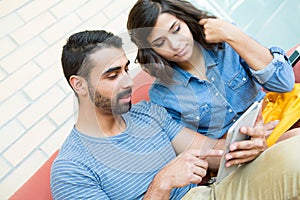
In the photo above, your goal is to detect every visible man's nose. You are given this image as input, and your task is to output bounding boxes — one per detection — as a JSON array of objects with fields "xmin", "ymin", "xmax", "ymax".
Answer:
[{"xmin": 122, "ymin": 72, "xmax": 134, "ymax": 89}]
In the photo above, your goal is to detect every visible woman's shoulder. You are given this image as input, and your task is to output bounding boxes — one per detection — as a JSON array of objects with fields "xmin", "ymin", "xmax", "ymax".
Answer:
[{"xmin": 149, "ymin": 81, "xmax": 174, "ymax": 103}]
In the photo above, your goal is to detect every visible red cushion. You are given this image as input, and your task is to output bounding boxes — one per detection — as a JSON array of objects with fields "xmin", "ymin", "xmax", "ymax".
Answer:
[
  {"xmin": 9, "ymin": 150, "xmax": 59, "ymax": 200},
  {"xmin": 132, "ymin": 70, "xmax": 155, "ymax": 104}
]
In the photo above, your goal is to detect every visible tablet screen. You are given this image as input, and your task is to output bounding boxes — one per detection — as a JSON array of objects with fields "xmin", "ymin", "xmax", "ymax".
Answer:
[{"xmin": 216, "ymin": 101, "xmax": 261, "ymax": 183}]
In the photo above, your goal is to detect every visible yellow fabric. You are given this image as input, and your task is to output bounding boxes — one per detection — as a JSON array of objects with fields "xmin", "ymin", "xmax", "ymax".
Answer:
[{"xmin": 262, "ymin": 83, "xmax": 300, "ymax": 146}]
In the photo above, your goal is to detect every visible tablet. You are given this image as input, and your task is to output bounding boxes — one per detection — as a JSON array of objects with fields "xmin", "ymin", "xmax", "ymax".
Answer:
[{"xmin": 216, "ymin": 101, "xmax": 261, "ymax": 183}]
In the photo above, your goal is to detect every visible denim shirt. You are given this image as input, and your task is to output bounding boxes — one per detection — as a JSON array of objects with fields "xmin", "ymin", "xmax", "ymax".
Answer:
[{"xmin": 149, "ymin": 43, "xmax": 294, "ymax": 138}]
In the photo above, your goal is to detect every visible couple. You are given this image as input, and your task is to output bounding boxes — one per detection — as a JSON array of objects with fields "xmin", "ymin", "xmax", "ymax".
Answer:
[{"xmin": 51, "ymin": 0, "xmax": 300, "ymax": 199}]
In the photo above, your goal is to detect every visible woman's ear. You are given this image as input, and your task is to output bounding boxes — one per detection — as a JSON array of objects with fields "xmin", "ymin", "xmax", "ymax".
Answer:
[{"xmin": 69, "ymin": 75, "xmax": 88, "ymax": 96}]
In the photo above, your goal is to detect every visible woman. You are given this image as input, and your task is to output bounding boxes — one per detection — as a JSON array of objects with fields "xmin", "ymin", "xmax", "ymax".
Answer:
[{"xmin": 127, "ymin": 0, "xmax": 299, "ymax": 146}]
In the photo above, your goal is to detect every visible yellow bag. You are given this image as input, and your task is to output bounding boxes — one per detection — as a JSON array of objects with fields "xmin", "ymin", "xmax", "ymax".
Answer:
[{"xmin": 262, "ymin": 83, "xmax": 300, "ymax": 146}]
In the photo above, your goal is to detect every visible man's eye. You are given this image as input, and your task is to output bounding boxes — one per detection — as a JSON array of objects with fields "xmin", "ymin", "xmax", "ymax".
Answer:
[{"xmin": 107, "ymin": 74, "xmax": 118, "ymax": 79}]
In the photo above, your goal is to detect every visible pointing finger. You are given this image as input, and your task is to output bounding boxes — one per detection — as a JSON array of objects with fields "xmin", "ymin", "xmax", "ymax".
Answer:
[{"xmin": 200, "ymin": 149, "xmax": 224, "ymax": 159}]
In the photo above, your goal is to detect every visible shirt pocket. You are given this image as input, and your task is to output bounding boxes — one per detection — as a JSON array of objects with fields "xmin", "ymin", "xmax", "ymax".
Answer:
[
  {"xmin": 227, "ymin": 67, "xmax": 249, "ymax": 90},
  {"xmin": 182, "ymin": 103, "xmax": 210, "ymax": 129}
]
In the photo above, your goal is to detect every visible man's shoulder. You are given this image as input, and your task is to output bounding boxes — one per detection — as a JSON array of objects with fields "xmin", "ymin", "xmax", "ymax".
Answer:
[
  {"xmin": 131, "ymin": 100, "xmax": 165, "ymax": 114},
  {"xmin": 53, "ymin": 129, "xmax": 86, "ymax": 165}
]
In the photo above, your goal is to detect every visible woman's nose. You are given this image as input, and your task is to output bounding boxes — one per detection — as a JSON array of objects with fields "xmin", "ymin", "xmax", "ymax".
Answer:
[{"xmin": 169, "ymin": 35, "xmax": 180, "ymax": 50}]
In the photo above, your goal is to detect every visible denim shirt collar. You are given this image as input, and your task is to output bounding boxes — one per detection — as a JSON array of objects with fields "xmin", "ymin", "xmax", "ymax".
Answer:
[{"xmin": 170, "ymin": 46, "xmax": 219, "ymax": 87}]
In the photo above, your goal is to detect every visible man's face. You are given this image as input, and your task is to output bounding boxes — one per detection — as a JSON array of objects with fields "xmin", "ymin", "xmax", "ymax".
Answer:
[{"xmin": 87, "ymin": 47, "xmax": 133, "ymax": 114}]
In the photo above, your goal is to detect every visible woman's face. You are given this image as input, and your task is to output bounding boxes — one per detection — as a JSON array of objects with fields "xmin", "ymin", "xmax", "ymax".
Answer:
[{"xmin": 147, "ymin": 13, "xmax": 194, "ymax": 63}]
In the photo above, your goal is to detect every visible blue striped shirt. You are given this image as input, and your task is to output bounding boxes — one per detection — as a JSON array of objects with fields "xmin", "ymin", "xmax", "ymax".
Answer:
[{"xmin": 51, "ymin": 101, "xmax": 194, "ymax": 199}]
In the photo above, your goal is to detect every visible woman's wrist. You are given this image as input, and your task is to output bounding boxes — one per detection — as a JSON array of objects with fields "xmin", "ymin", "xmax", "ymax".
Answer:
[{"xmin": 223, "ymin": 22, "xmax": 243, "ymax": 44}]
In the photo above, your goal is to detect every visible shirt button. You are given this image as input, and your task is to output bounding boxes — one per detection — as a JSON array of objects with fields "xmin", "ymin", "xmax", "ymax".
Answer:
[
  {"xmin": 242, "ymin": 77, "xmax": 247, "ymax": 81},
  {"xmin": 211, "ymin": 77, "xmax": 215, "ymax": 81},
  {"xmin": 196, "ymin": 116, "xmax": 200, "ymax": 120},
  {"xmin": 233, "ymin": 119, "xmax": 236, "ymax": 122},
  {"xmin": 215, "ymin": 92, "xmax": 219, "ymax": 96},
  {"xmin": 228, "ymin": 109, "xmax": 233, "ymax": 113}
]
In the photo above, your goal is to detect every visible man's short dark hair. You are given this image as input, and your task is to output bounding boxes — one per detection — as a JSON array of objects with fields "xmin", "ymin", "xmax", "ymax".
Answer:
[{"xmin": 61, "ymin": 30, "xmax": 123, "ymax": 87}]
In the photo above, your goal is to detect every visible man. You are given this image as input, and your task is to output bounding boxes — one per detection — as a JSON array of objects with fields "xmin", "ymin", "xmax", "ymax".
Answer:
[{"xmin": 51, "ymin": 30, "xmax": 300, "ymax": 199}]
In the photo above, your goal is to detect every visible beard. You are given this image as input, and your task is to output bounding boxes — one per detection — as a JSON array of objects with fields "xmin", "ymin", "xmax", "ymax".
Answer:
[{"xmin": 88, "ymin": 86, "xmax": 132, "ymax": 114}]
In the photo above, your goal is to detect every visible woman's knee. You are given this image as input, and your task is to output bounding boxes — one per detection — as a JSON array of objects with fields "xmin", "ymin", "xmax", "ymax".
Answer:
[
  {"xmin": 277, "ymin": 127, "xmax": 300, "ymax": 143},
  {"xmin": 265, "ymin": 135, "xmax": 300, "ymax": 171}
]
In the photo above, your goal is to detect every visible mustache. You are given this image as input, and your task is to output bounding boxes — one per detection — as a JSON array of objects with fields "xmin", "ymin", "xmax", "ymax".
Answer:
[{"xmin": 117, "ymin": 89, "xmax": 132, "ymax": 99}]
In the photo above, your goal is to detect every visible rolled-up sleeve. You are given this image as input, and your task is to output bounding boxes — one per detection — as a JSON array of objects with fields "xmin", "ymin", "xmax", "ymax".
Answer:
[{"xmin": 250, "ymin": 47, "xmax": 295, "ymax": 92}]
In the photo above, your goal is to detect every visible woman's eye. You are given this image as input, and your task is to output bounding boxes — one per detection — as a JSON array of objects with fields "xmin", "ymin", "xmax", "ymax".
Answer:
[
  {"xmin": 154, "ymin": 40, "xmax": 165, "ymax": 47},
  {"xmin": 173, "ymin": 25, "xmax": 181, "ymax": 33}
]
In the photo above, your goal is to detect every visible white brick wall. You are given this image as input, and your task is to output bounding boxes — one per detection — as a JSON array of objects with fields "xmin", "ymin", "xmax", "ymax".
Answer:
[
  {"xmin": 0, "ymin": 121, "xmax": 24, "ymax": 153},
  {"xmin": 0, "ymin": 37, "xmax": 17, "ymax": 58},
  {"xmin": 0, "ymin": 0, "xmax": 30, "ymax": 17},
  {"xmin": 0, "ymin": 156, "xmax": 11, "ymax": 180},
  {"xmin": 16, "ymin": 0, "xmax": 61, "ymax": 21},
  {"xmin": 41, "ymin": 14, "xmax": 83, "ymax": 44},
  {"xmin": 0, "ymin": 93, "xmax": 30, "ymax": 127},
  {"xmin": 3, "ymin": 117, "xmax": 55, "ymax": 165},
  {"xmin": 0, "ymin": 0, "xmax": 299, "ymax": 199},
  {"xmin": 0, "ymin": 13, "xmax": 24, "ymax": 38},
  {"xmin": 0, "ymin": 0, "xmax": 137, "ymax": 198},
  {"xmin": 11, "ymin": 12, "xmax": 56, "ymax": 45},
  {"xmin": 76, "ymin": 0, "xmax": 111, "ymax": 20},
  {"xmin": 0, "ymin": 62, "xmax": 42, "ymax": 102},
  {"xmin": 1, "ymin": 37, "xmax": 47, "ymax": 73}
]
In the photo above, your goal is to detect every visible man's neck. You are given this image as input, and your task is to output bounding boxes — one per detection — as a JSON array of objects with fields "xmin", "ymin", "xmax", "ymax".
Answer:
[{"xmin": 76, "ymin": 104, "xmax": 126, "ymax": 138}]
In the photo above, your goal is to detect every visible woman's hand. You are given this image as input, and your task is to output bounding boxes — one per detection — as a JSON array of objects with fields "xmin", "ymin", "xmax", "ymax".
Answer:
[
  {"xmin": 199, "ymin": 18, "xmax": 273, "ymax": 70},
  {"xmin": 264, "ymin": 120, "xmax": 280, "ymax": 138},
  {"xmin": 225, "ymin": 109, "xmax": 269, "ymax": 167},
  {"xmin": 199, "ymin": 18, "xmax": 239, "ymax": 43}
]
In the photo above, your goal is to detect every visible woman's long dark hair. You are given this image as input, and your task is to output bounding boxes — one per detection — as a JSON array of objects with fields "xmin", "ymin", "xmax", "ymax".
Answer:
[{"xmin": 127, "ymin": 0, "xmax": 217, "ymax": 83}]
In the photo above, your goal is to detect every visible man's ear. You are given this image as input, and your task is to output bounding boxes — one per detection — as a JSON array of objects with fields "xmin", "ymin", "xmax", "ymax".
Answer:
[{"xmin": 69, "ymin": 75, "xmax": 88, "ymax": 96}]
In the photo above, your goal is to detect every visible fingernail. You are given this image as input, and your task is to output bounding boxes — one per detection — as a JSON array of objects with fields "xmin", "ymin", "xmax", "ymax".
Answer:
[
  {"xmin": 230, "ymin": 145, "xmax": 236, "ymax": 151},
  {"xmin": 226, "ymin": 154, "xmax": 232, "ymax": 160},
  {"xmin": 240, "ymin": 127, "xmax": 247, "ymax": 133}
]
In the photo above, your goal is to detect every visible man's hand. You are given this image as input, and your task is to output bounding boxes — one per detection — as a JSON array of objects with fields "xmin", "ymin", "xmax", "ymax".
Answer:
[
  {"xmin": 143, "ymin": 149, "xmax": 222, "ymax": 199},
  {"xmin": 159, "ymin": 149, "xmax": 208, "ymax": 189}
]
